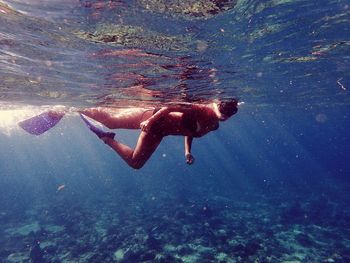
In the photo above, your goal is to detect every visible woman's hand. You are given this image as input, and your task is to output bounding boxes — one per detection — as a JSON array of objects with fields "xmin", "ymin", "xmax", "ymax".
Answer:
[
  {"xmin": 140, "ymin": 120, "xmax": 150, "ymax": 132},
  {"xmin": 185, "ymin": 153, "xmax": 195, "ymax": 165}
]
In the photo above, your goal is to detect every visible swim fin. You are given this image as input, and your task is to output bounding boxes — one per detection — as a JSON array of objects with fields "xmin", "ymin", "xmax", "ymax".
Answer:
[
  {"xmin": 80, "ymin": 114, "xmax": 115, "ymax": 139},
  {"xmin": 18, "ymin": 111, "xmax": 65, "ymax": 135}
]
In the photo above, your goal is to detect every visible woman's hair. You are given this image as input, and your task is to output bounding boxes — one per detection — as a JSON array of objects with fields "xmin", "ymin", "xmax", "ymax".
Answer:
[{"xmin": 218, "ymin": 99, "xmax": 238, "ymax": 117}]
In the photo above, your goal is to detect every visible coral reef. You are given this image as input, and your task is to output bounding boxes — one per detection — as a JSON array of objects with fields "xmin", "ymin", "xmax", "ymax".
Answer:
[
  {"xmin": 75, "ymin": 24, "xmax": 193, "ymax": 51},
  {"xmin": 1, "ymin": 191, "xmax": 349, "ymax": 262},
  {"xmin": 137, "ymin": 0, "xmax": 237, "ymax": 19}
]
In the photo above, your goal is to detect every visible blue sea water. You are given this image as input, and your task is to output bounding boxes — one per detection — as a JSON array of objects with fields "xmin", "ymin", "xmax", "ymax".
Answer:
[{"xmin": 0, "ymin": 0, "xmax": 349, "ymax": 262}]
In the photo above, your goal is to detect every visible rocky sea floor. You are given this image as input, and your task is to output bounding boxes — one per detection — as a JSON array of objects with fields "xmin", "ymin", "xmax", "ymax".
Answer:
[{"xmin": 1, "ymin": 190, "xmax": 349, "ymax": 263}]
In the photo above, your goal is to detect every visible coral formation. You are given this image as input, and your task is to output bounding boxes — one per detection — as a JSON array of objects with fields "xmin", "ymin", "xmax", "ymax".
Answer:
[
  {"xmin": 137, "ymin": 0, "xmax": 237, "ymax": 19},
  {"xmin": 75, "ymin": 24, "xmax": 193, "ymax": 51},
  {"xmin": 1, "ymin": 192, "xmax": 349, "ymax": 262}
]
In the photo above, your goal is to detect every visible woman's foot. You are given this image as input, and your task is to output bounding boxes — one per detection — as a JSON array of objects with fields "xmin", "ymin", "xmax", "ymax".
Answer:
[{"xmin": 80, "ymin": 114, "xmax": 115, "ymax": 140}]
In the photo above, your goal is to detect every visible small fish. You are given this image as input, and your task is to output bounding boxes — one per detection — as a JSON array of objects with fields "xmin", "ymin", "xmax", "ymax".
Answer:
[
  {"xmin": 337, "ymin": 78, "xmax": 346, "ymax": 91},
  {"xmin": 56, "ymin": 184, "xmax": 65, "ymax": 192}
]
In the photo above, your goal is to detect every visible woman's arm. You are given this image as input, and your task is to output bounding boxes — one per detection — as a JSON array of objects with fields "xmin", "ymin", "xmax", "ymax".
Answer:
[
  {"xmin": 147, "ymin": 107, "xmax": 170, "ymax": 123},
  {"xmin": 140, "ymin": 104, "xmax": 196, "ymax": 131},
  {"xmin": 185, "ymin": 136, "xmax": 195, "ymax": 165},
  {"xmin": 140, "ymin": 107, "xmax": 168, "ymax": 131}
]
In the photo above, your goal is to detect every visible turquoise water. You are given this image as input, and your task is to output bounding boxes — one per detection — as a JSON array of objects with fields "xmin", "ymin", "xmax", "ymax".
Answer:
[{"xmin": 0, "ymin": 0, "xmax": 349, "ymax": 262}]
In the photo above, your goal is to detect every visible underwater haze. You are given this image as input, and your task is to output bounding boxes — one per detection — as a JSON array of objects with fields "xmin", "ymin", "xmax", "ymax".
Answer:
[{"xmin": 0, "ymin": 0, "xmax": 350, "ymax": 262}]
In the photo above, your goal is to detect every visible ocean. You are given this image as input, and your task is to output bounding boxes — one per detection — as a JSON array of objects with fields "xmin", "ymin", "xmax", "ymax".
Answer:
[{"xmin": 0, "ymin": 0, "xmax": 349, "ymax": 262}]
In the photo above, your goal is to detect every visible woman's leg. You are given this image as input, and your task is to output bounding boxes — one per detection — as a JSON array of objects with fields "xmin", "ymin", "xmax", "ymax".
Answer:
[
  {"xmin": 103, "ymin": 131, "xmax": 162, "ymax": 169},
  {"xmin": 79, "ymin": 107, "xmax": 154, "ymax": 129}
]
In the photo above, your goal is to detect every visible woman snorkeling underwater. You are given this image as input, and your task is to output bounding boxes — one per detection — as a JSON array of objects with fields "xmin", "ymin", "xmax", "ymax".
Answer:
[{"xmin": 19, "ymin": 99, "xmax": 239, "ymax": 169}]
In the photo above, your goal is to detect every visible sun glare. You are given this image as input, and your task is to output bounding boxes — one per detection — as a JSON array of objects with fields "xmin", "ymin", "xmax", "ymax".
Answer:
[{"xmin": 0, "ymin": 108, "xmax": 39, "ymax": 136}]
